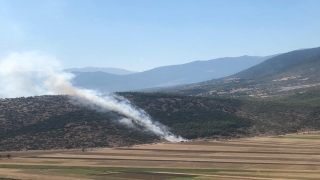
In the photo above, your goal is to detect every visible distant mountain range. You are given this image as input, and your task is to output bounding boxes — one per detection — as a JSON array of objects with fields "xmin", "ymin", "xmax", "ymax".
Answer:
[
  {"xmin": 167, "ymin": 46, "xmax": 320, "ymax": 97},
  {"xmin": 64, "ymin": 67, "xmax": 137, "ymax": 75},
  {"xmin": 70, "ymin": 55, "xmax": 273, "ymax": 92}
]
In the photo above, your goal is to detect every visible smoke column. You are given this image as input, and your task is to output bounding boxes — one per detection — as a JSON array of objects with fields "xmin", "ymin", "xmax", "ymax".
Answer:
[{"xmin": 0, "ymin": 51, "xmax": 185, "ymax": 142}]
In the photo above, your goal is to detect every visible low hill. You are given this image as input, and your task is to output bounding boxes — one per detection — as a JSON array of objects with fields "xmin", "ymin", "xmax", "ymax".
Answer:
[
  {"xmin": 121, "ymin": 91, "xmax": 320, "ymax": 138},
  {"xmin": 0, "ymin": 96, "xmax": 158, "ymax": 151},
  {"xmin": 2, "ymin": 90, "xmax": 320, "ymax": 151},
  {"xmin": 71, "ymin": 56, "xmax": 271, "ymax": 92}
]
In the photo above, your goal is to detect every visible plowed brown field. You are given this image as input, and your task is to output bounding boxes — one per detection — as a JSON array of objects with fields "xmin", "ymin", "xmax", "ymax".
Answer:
[{"xmin": 1, "ymin": 132, "xmax": 320, "ymax": 180}]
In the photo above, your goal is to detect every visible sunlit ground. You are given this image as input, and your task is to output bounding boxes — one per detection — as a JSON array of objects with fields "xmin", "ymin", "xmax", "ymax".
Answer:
[{"xmin": 1, "ymin": 132, "xmax": 320, "ymax": 180}]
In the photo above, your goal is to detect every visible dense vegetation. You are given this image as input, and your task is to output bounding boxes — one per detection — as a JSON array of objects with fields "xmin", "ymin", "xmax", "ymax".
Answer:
[
  {"xmin": 0, "ymin": 96, "xmax": 158, "ymax": 151},
  {"xmin": 120, "ymin": 90, "xmax": 320, "ymax": 138},
  {"xmin": 120, "ymin": 92, "xmax": 252, "ymax": 139},
  {"xmin": 1, "ymin": 86, "xmax": 320, "ymax": 151}
]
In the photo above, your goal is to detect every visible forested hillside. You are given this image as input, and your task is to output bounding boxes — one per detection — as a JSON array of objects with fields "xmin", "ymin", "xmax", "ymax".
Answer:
[
  {"xmin": 1, "ymin": 89, "xmax": 320, "ymax": 151},
  {"xmin": 0, "ymin": 96, "xmax": 158, "ymax": 151},
  {"xmin": 120, "ymin": 91, "xmax": 320, "ymax": 138},
  {"xmin": 120, "ymin": 92, "xmax": 253, "ymax": 139}
]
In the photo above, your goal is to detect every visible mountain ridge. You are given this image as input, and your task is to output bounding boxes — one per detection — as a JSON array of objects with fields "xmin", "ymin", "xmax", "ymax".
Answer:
[
  {"xmin": 165, "ymin": 46, "xmax": 320, "ymax": 98},
  {"xmin": 71, "ymin": 55, "xmax": 272, "ymax": 92},
  {"xmin": 64, "ymin": 67, "xmax": 137, "ymax": 75},
  {"xmin": 231, "ymin": 46, "xmax": 320, "ymax": 78}
]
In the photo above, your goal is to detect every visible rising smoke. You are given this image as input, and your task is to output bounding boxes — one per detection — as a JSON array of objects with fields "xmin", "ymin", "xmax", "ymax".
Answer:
[{"xmin": 0, "ymin": 51, "xmax": 185, "ymax": 142}]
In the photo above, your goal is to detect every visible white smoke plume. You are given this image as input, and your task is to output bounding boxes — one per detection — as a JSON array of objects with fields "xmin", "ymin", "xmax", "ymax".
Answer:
[
  {"xmin": 0, "ymin": 51, "xmax": 185, "ymax": 142},
  {"xmin": 118, "ymin": 118, "xmax": 136, "ymax": 128}
]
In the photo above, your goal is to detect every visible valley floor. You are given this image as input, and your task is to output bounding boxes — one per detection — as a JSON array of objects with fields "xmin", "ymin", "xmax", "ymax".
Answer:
[{"xmin": 1, "ymin": 132, "xmax": 320, "ymax": 180}]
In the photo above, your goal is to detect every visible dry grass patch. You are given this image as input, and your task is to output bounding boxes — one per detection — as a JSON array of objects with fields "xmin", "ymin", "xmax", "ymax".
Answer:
[{"xmin": 2, "ymin": 133, "xmax": 320, "ymax": 179}]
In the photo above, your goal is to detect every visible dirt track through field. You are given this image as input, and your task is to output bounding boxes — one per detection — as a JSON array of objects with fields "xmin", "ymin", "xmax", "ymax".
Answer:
[{"xmin": 1, "ymin": 133, "xmax": 320, "ymax": 179}]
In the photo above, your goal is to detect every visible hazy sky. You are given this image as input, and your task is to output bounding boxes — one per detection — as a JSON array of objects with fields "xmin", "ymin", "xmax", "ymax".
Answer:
[{"xmin": 1, "ymin": 0, "xmax": 320, "ymax": 71}]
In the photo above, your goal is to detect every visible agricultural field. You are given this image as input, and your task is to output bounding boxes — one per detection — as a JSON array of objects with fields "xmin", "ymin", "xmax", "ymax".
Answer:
[{"xmin": 1, "ymin": 132, "xmax": 320, "ymax": 180}]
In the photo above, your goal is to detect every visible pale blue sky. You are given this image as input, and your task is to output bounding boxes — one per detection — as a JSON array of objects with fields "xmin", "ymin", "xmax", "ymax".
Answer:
[{"xmin": 1, "ymin": 0, "xmax": 320, "ymax": 71}]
